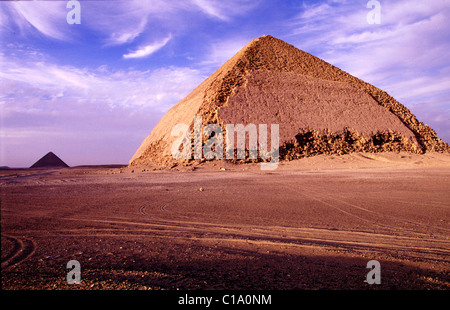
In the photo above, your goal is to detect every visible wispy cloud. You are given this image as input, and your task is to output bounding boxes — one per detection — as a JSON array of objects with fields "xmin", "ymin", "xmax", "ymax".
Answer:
[
  {"xmin": 0, "ymin": 53, "xmax": 204, "ymax": 113},
  {"xmin": 3, "ymin": 1, "xmax": 70, "ymax": 41},
  {"xmin": 191, "ymin": 0, "xmax": 259, "ymax": 21},
  {"xmin": 192, "ymin": 0, "xmax": 229, "ymax": 21},
  {"xmin": 199, "ymin": 36, "xmax": 252, "ymax": 68},
  {"xmin": 83, "ymin": 0, "xmax": 154, "ymax": 46},
  {"xmin": 123, "ymin": 34, "xmax": 172, "ymax": 59},
  {"xmin": 104, "ymin": 18, "xmax": 148, "ymax": 46}
]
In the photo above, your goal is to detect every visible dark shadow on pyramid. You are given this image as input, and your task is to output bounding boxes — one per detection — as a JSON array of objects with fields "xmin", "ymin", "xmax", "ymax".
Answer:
[{"xmin": 30, "ymin": 152, "xmax": 69, "ymax": 169}]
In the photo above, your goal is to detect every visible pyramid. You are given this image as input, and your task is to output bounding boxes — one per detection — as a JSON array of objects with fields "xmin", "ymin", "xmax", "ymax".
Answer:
[
  {"xmin": 30, "ymin": 152, "xmax": 69, "ymax": 169},
  {"xmin": 130, "ymin": 35, "xmax": 449, "ymax": 166}
]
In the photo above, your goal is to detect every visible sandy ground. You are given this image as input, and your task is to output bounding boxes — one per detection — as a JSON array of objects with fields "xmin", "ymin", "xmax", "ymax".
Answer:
[{"xmin": 1, "ymin": 152, "xmax": 449, "ymax": 290}]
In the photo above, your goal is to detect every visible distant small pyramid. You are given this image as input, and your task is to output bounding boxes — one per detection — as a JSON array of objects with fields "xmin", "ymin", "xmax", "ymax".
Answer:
[
  {"xmin": 130, "ymin": 35, "xmax": 449, "ymax": 166},
  {"xmin": 30, "ymin": 152, "xmax": 69, "ymax": 169}
]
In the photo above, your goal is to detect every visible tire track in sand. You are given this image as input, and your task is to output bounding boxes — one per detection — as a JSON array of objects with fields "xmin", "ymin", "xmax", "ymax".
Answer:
[
  {"xmin": 139, "ymin": 199, "xmax": 189, "ymax": 219},
  {"xmin": 1, "ymin": 235, "xmax": 36, "ymax": 270},
  {"xmin": 59, "ymin": 197, "xmax": 450, "ymax": 264},
  {"xmin": 280, "ymin": 182, "xmax": 450, "ymax": 236}
]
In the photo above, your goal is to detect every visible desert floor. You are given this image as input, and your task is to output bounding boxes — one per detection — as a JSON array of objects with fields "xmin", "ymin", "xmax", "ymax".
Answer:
[{"xmin": 1, "ymin": 152, "xmax": 449, "ymax": 290}]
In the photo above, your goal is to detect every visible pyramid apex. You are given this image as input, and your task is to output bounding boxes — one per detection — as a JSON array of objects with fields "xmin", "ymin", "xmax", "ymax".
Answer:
[
  {"xmin": 30, "ymin": 151, "xmax": 69, "ymax": 169},
  {"xmin": 256, "ymin": 34, "xmax": 274, "ymax": 40},
  {"xmin": 247, "ymin": 35, "xmax": 280, "ymax": 46}
]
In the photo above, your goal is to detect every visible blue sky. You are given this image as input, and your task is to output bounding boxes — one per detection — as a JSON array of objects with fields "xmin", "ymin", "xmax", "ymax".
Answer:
[{"xmin": 1, "ymin": 0, "xmax": 449, "ymax": 167}]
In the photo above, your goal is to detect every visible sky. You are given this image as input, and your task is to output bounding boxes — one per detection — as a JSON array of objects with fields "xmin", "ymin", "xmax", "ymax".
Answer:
[{"xmin": 1, "ymin": 0, "xmax": 449, "ymax": 167}]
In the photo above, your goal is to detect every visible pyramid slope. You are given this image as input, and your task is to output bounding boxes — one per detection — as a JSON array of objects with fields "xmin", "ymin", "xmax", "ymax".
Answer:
[
  {"xmin": 30, "ymin": 152, "xmax": 69, "ymax": 168},
  {"xmin": 130, "ymin": 35, "xmax": 449, "ymax": 166},
  {"xmin": 220, "ymin": 70, "xmax": 417, "ymax": 145}
]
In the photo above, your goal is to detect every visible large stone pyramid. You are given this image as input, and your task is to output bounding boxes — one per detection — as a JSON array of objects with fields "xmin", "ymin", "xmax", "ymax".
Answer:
[
  {"xmin": 130, "ymin": 35, "xmax": 449, "ymax": 166},
  {"xmin": 30, "ymin": 152, "xmax": 69, "ymax": 168}
]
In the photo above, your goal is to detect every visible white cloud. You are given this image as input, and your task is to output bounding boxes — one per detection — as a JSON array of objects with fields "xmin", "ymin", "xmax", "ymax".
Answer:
[
  {"xmin": 0, "ymin": 50, "xmax": 205, "ymax": 117},
  {"xmin": 106, "ymin": 19, "xmax": 147, "ymax": 46},
  {"xmin": 123, "ymin": 34, "xmax": 172, "ymax": 59},
  {"xmin": 299, "ymin": 3, "xmax": 332, "ymax": 20},
  {"xmin": 199, "ymin": 36, "xmax": 251, "ymax": 68},
  {"xmin": 4, "ymin": 1, "xmax": 70, "ymax": 41},
  {"xmin": 84, "ymin": 0, "xmax": 154, "ymax": 46},
  {"xmin": 191, "ymin": 0, "xmax": 259, "ymax": 21},
  {"xmin": 192, "ymin": 0, "xmax": 229, "ymax": 21}
]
